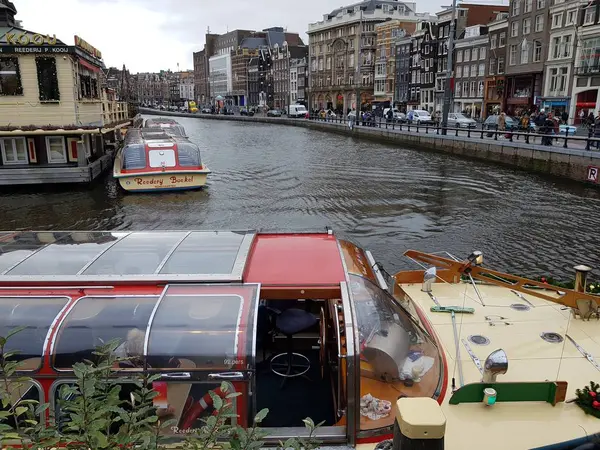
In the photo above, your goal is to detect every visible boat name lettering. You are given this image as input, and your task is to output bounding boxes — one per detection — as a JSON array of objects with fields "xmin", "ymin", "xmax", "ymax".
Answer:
[
  {"xmin": 171, "ymin": 426, "xmax": 202, "ymax": 434},
  {"xmin": 6, "ymin": 33, "xmax": 57, "ymax": 46},
  {"xmin": 134, "ymin": 177, "xmax": 164, "ymax": 186},
  {"xmin": 224, "ymin": 358, "xmax": 244, "ymax": 365},
  {"xmin": 170, "ymin": 175, "xmax": 194, "ymax": 183}
]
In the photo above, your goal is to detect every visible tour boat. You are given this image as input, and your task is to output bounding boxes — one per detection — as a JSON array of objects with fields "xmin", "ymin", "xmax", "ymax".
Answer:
[
  {"xmin": 113, "ymin": 127, "xmax": 211, "ymax": 192},
  {"xmin": 0, "ymin": 229, "xmax": 599, "ymax": 449}
]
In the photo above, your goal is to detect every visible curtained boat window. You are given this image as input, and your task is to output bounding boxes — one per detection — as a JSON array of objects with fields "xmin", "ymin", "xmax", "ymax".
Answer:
[
  {"xmin": 36, "ymin": 57, "xmax": 60, "ymax": 102},
  {"xmin": 177, "ymin": 142, "xmax": 202, "ymax": 167},
  {"xmin": 0, "ymin": 296, "xmax": 70, "ymax": 371},
  {"xmin": 0, "ymin": 57, "xmax": 23, "ymax": 96},
  {"xmin": 122, "ymin": 143, "xmax": 146, "ymax": 170},
  {"xmin": 79, "ymin": 67, "xmax": 99, "ymax": 99},
  {"xmin": 52, "ymin": 296, "xmax": 159, "ymax": 369}
]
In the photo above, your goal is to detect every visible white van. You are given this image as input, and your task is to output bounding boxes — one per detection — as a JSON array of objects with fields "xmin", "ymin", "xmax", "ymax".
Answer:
[{"xmin": 288, "ymin": 104, "xmax": 308, "ymax": 118}]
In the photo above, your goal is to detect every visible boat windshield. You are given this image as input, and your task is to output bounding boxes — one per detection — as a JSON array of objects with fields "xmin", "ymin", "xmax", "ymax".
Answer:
[{"xmin": 348, "ymin": 273, "xmax": 444, "ymax": 432}]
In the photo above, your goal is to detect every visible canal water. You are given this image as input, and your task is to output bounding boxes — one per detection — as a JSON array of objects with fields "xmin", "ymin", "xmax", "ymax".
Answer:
[{"xmin": 1, "ymin": 115, "xmax": 599, "ymax": 279}]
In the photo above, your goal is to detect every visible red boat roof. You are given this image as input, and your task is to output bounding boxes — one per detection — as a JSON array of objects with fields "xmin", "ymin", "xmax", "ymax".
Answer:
[{"xmin": 244, "ymin": 233, "xmax": 346, "ymax": 287}]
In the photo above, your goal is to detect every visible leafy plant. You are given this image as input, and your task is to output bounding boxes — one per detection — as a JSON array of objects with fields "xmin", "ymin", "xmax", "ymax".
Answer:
[{"xmin": 1, "ymin": 328, "xmax": 322, "ymax": 449}]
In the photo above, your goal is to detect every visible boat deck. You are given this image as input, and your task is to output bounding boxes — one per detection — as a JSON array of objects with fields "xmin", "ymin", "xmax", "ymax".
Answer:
[{"xmin": 401, "ymin": 281, "xmax": 600, "ymax": 449}]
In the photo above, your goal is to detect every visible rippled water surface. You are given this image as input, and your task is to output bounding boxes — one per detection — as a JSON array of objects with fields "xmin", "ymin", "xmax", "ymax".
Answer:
[{"xmin": 1, "ymin": 115, "xmax": 599, "ymax": 279}]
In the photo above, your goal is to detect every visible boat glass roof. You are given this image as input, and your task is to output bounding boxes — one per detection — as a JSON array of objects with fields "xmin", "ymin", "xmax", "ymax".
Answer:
[
  {"xmin": 52, "ymin": 295, "xmax": 160, "ymax": 369},
  {"xmin": 0, "ymin": 231, "xmax": 256, "ymax": 281},
  {"xmin": 0, "ymin": 296, "xmax": 70, "ymax": 370}
]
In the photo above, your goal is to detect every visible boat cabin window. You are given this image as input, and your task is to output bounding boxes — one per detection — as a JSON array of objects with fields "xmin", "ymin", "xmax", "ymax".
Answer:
[
  {"xmin": 158, "ymin": 231, "xmax": 246, "ymax": 275},
  {"xmin": 52, "ymin": 295, "xmax": 159, "ymax": 369},
  {"xmin": 146, "ymin": 284, "xmax": 258, "ymax": 370},
  {"xmin": 0, "ymin": 296, "xmax": 70, "ymax": 371},
  {"xmin": 122, "ymin": 143, "xmax": 146, "ymax": 170},
  {"xmin": 81, "ymin": 232, "xmax": 188, "ymax": 275},
  {"xmin": 148, "ymin": 148, "xmax": 176, "ymax": 168},
  {"xmin": 5, "ymin": 232, "xmax": 121, "ymax": 276},
  {"xmin": 176, "ymin": 142, "xmax": 202, "ymax": 167},
  {"xmin": 1, "ymin": 381, "xmax": 42, "ymax": 429},
  {"xmin": 349, "ymin": 274, "xmax": 443, "ymax": 432}
]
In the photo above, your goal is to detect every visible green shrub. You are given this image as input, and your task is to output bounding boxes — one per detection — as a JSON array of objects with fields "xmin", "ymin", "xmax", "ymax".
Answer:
[{"xmin": 0, "ymin": 329, "xmax": 322, "ymax": 450}]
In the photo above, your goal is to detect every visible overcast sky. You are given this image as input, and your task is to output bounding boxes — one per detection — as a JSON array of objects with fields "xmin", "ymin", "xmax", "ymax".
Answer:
[{"xmin": 14, "ymin": 0, "xmax": 507, "ymax": 73}]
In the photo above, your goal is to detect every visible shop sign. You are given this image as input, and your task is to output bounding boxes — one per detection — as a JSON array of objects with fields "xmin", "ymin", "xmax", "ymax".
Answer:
[
  {"xmin": 74, "ymin": 35, "xmax": 102, "ymax": 60},
  {"xmin": 4, "ymin": 33, "xmax": 57, "ymax": 46},
  {"xmin": 0, "ymin": 45, "xmax": 70, "ymax": 54},
  {"xmin": 587, "ymin": 166, "xmax": 599, "ymax": 184}
]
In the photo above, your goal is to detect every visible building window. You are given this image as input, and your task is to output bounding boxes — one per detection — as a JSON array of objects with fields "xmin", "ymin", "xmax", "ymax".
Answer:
[
  {"xmin": 489, "ymin": 58, "xmax": 497, "ymax": 75},
  {"xmin": 464, "ymin": 49, "xmax": 471, "ymax": 62},
  {"xmin": 498, "ymin": 57, "xmax": 505, "ymax": 74},
  {"xmin": 491, "ymin": 34, "xmax": 497, "ymax": 49},
  {"xmin": 566, "ymin": 10, "xmax": 576, "ymax": 26},
  {"xmin": 511, "ymin": 21, "xmax": 519, "ymax": 38},
  {"xmin": 45, "ymin": 136, "xmax": 67, "ymax": 164},
  {"xmin": 523, "ymin": 18, "xmax": 531, "ymax": 35},
  {"xmin": 480, "ymin": 47, "xmax": 486, "ymax": 60},
  {"xmin": 535, "ymin": 15, "xmax": 544, "ymax": 32},
  {"xmin": 509, "ymin": 44, "xmax": 518, "ymax": 65},
  {"xmin": 537, "ymin": 0, "xmax": 545, "ymax": 8},
  {"xmin": 471, "ymin": 64, "xmax": 477, "ymax": 77},
  {"xmin": 473, "ymin": 48, "xmax": 479, "ymax": 60},
  {"xmin": 79, "ymin": 71, "xmax": 99, "ymax": 99},
  {"xmin": 0, "ymin": 57, "xmax": 23, "ymax": 96},
  {"xmin": 479, "ymin": 63, "xmax": 485, "ymax": 76},
  {"xmin": 457, "ymin": 50, "xmax": 463, "ymax": 62},
  {"xmin": 456, "ymin": 65, "xmax": 462, "ymax": 77},
  {"xmin": 499, "ymin": 32, "xmax": 506, "ymax": 47},
  {"xmin": 533, "ymin": 40, "xmax": 543, "ymax": 62},
  {"xmin": 552, "ymin": 13, "xmax": 563, "ymax": 29},
  {"xmin": 520, "ymin": 44, "xmax": 529, "ymax": 64},
  {"xmin": 478, "ymin": 81, "xmax": 484, "ymax": 97},
  {"xmin": 36, "ymin": 57, "xmax": 60, "ymax": 102},
  {"xmin": 511, "ymin": 0, "xmax": 520, "ymax": 16},
  {"xmin": 524, "ymin": 0, "xmax": 532, "ymax": 13},
  {"xmin": 584, "ymin": 7, "xmax": 596, "ymax": 25},
  {"xmin": 0, "ymin": 137, "xmax": 27, "ymax": 165}
]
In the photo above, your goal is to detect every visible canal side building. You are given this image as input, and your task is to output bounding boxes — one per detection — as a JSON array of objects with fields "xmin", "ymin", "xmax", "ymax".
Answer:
[
  {"xmin": 394, "ymin": 33, "xmax": 412, "ymax": 108},
  {"xmin": 539, "ymin": 0, "xmax": 581, "ymax": 118},
  {"xmin": 0, "ymin": 0, "xmax": 130, "ymax": 185},
  {"xmin": 307, "ymin": 0, "xmax": 434, "ymax": 113},
  {"xmin": 453, "ymin": 25, "xmax": 489, "ymax": 119},
  {"xmin": 484, "ymin": 14, "xmax": 508, "ymax": 117},
  {"xmin": 504, "ymin": 0, "xmax": 551, "ymax": 116},
  {"xmin": 570, "ymin": 0, "xmax": 600, "ymax": 123},
  {"xmin": 409, "ymin": 20, "xmax": 437, "ymax": 112}
]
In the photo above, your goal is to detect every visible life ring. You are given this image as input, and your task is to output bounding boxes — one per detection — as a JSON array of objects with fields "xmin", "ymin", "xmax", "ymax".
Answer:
[{"xmin": 180, "ymin": 386, "xmax": 230, "ymax": 430}]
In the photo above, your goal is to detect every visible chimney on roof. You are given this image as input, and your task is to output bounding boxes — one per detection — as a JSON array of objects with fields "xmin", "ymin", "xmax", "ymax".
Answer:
[{"xmin": 0, "ymin": 0, "xmax": 18, "ymax": 27}]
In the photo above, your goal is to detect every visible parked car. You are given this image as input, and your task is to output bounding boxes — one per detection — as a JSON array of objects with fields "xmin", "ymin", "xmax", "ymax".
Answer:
[
  {"xmin": 412, "ymin": 110, "xmax": 434, "ymax": 125},
  {"xmin": 447, "ymin": 113, "xmax": 477, "ymax": 128},
  {"xmin": 383, "ymin": 108, "xmax": 407, "ymax": 123},
  {"xmin": 288, "ymin": 104, "xmax": 308, "ymax": 118},
  {"xmin": 267, "ymin": 109, "xmax": 282, "ymax": 117},
  {"xmin": 240, "ymin": 107, "xmax": 255, "ymax": 116}
]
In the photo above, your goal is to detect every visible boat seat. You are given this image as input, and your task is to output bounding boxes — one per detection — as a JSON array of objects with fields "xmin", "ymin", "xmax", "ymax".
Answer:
[{"xmin": 270, "ymin": 308, "xmax": 318, "ymax": 388}]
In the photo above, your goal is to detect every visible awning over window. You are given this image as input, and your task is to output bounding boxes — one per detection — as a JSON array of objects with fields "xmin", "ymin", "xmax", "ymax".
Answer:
[{"xmin": 78, "ymin": 58, "xmax": 100, "ymax": 73}]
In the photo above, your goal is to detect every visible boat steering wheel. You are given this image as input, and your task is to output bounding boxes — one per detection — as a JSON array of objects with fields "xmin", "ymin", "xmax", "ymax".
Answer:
[{"xmin": 319, "ymin": 307, "xmax": 326, "ymax": 379}]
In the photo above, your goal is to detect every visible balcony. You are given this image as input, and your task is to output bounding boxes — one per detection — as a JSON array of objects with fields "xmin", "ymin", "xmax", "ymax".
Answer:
[{"xmin": 575, "ymin": 64, "xmax": 600, "ymax": 75}]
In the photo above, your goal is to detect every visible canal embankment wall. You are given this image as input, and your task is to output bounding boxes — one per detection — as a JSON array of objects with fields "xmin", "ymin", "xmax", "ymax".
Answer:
[{"xmin": 139, "ymin": 108, "xmax": 600, "ymax": 186}]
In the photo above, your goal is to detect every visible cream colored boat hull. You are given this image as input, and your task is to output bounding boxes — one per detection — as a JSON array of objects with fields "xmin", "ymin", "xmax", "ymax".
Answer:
[{"xmin": 116, "ymin": 171, "xmax": 210, "ymax": 192}]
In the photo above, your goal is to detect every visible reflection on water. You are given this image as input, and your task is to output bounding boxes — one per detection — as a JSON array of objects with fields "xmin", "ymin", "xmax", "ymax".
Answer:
[{"xmin": 1, "ymin": 115, "xmax": 599, "ymax": 279}]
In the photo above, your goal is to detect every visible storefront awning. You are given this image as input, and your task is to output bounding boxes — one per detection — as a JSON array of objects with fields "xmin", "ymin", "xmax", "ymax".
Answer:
[{"xmin": 78, "ymin": 57, "xmax": 100, "ymax": 73}]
